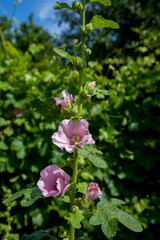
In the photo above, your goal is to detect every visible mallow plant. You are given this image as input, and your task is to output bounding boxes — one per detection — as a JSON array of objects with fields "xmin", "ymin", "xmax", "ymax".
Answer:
[{"xmin": 3, "ymin": 0, "xmax": 143, "ymax": 239}]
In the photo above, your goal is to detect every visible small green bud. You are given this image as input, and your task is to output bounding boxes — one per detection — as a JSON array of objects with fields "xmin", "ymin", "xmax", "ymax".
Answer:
[
  {"xmin": 59, "ymin": 231, "xmax": 68, "ymax": 238},
  {"xmin": 71, "ymin": 57, "xmax": 83, "ymax": 70},
  {"xmin": 85, "ymin": 48, "xmax": 92, "ymax": 55},
  {"xmin": 72, "ymin": 1, "xmax": 83, "ymax": 12},
  {"xmin": 66, "ymin": 157, "xmax": 74, "ymax": 168},
  {"xmin": 81, "ymin": 199, "xmax": 90, "ymax": 209},
  {"xmin": 78, "ymin": 157, "xmax": 85, "ymax": 168},
  {"xmin": 80, "ymin": 26, "xmax": 86, "ymax": 34},
  {"xmin": 85, "ymin": 23, "xmax": 94, "ymax": 33},
  {"xmin": 72, "ymin": 205, "xmax": 79, "ymax": 212}
]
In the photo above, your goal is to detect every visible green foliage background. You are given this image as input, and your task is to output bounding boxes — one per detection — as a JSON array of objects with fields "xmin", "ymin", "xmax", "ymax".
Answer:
[{"xmin": 0, "ymin": 0, "xmax": 160, "ymax": 239}]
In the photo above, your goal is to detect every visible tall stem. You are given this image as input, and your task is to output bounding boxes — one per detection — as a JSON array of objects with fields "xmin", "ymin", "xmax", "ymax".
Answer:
[
  {"xmin": 70, "ymin": 2, "xmax": 86, "ymax": 239},
  {"xmin": 69, "ymin": 150, "xmax": 79, "ymax": 240},
  {"xmin": 78, "ymin": 0, "xmax": 86, "ymax": 113}
]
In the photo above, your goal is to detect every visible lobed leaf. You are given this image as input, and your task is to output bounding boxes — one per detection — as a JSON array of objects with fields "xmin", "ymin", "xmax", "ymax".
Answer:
[
  {"xmin": 90, "ymin": 0, "xmax": 111, "ymax": 6},
  {"xmin": 21, "ymin": 228, "xmax": 53, "ymax": 240},
  {"xmin": 77, "ymin": 145, "xmax": 107, "ymax": 168},
  {"xmin": 53, "ymin": 2, "xmax": 72, "ymax": 11},
  {"xmin": 30, "ymin": 98, "xmax": 61, "ymax": 122},
  {"xmin": 77, "ymin": 182, "xmax": 88, "ymax": 194},
  {"xmin": 90, "ymin": 15, "xmax": 119, "ymax": 30},
  {"xmin": 53, "ymin": 46, "xmax": 70, "ymax": 58},
  {"xmin": 65, "ymin": 211, "xmax": 85, "ymax": 229},
  {"xmin": 3, "ymin": 185, "xmax": 43, "ymax": 207}
]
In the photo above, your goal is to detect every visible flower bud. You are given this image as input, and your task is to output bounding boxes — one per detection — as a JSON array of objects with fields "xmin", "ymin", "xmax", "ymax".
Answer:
[
  {"xmin": 78, "ymin": 157, "xmax": 85, "ymax": 168},
  {"xmin": 13, "ymin": 2, "xmax": 17, "ymax": 6},
  {"xmin": 86, "ymin": 182, "xmax": 103, "ymax": 202},
  {"xmin": 85, "ymin": 23, "xmax": 94, "ymax": 33},
  {"xmin": 71, "ymin": 57, "xmax": 83, "ymax": 70},
  {"xmin": 85, "ymin": 48, "xmax": 92, "ymax": 55},
  {"xmin": 81, "ymin": 198, "xmax": 90, "ymax": 209},
  {"xmin": 71, "ymin": 205, "xmax": 79, "ymax": 213},
  {"xmin": 72, "ymin": 1, "xmax": 83, "ymax": 12}
]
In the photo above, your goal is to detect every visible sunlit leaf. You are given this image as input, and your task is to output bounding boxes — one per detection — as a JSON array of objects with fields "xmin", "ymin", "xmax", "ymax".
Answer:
[
  {"xmin": 90, "ymin": 0, "xmax": 111, "ymax": 6},
  {"xmin": 90, "ymin": 15, "xmax": 119, "ymax": 30}
]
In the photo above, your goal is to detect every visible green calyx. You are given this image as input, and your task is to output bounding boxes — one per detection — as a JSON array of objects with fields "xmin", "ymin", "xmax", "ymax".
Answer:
[
  {"xmin": 72, "ymin": 1, "xmax": 83, "ymax": 13},
  {"xmin": 71, "ymin": 56, "xmax": 83, "ymax": 70}
]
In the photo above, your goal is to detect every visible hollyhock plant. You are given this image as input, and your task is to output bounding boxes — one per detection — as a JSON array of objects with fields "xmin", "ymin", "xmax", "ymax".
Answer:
[
  {"xmin": 86, "ymin": 182, "xmax": 103, "ymax": 202},
  {"xmin": 54, "ymin": 89, "xmax": 73, "ymax": 111},
  {"xmin": 51, "ymin": 119, "xmax": 95, "ymax": 153},
  {"xmin": 37, "ymin": 165, "xmax": 70, "ymax": 197}
]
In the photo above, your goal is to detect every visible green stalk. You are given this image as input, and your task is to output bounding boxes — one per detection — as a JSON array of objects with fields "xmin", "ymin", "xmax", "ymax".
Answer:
[
  {"xmin": 70, "ymin": 2, "xmax": 86, "ymax": 239},
  {"xmin": 69, "ymin": 150, "xmax": 79, "ymax": 240},
  {"xmin": 78, "ymin": 0, "xmax": 86, "ymax": 114}
]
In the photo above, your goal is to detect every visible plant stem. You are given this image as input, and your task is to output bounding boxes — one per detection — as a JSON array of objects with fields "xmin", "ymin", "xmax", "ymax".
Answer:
[
  {"xmin": 70, "ymin": 150, "xmax": 79, "ymax": 240},
  {"xmin": 78, "ymin": 0, "xmax": 86, "ymax": 114},
  {"xmin": 70, "ymin": 2, "xmax": 86, "ymax": 239}
]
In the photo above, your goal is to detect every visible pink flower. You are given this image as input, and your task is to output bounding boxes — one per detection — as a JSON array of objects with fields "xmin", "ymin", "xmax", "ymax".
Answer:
[
  {"xmin": 37, "ymin": 165, "xmax": 70, "ymax": 197},
  {"xmin": 88, "ymin": 81, "xmax": 96, "ymax": 87},
  {"xmin": 51, "ymin": 119, "xmax": 95, "ymax": 153},
  {"xmin": 86, "ymin": 182, "xmax": 103, "ymax": 202},
  {"xmin": 0, "ymin": 131, "xmax": 3, "ymax": 136},
  {"xmin": 54, "ymin": 89, "xmax": 73, "ymax": 111}
]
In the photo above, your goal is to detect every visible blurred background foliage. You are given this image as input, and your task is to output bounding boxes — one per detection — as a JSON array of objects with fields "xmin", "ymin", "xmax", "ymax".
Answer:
[{"xmin": 0, "ymin": 0, "xmax": 160, "ymax": 239}]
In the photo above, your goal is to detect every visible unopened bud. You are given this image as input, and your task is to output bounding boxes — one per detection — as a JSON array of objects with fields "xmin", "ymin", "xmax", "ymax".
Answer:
[
  {"xmin": 85, "ymin": 48, "xmax": 91, "ymax": 55},
  {"xmin": 81, "ymin": 199, "xmax": 90, "ymax": 209},
  {"xmin": 85, "ymin": 23, "xmax": 94, "ymax": 33},
  {"xmin": 72, "ymin": 1, "xmax": 83, "ymax": 12},
  {"xmin": 78, "ymin": 157, "xmax": 85, "ymax": 168},
  {"xmin": 71, "ymin": 57, "xmax": 83, "ymax": 70},
  {"xmin": 13, "ymin": 2, "xmax": 17, "ymax": 6},
  {"xmin": 72, "ymin": 205, "xmax": 79, "ymax": 212}
]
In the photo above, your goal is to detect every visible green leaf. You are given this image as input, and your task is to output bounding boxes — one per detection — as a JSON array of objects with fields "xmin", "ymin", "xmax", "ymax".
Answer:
[
  {"xmin": 90, "ymin": 15, "xmax": 119, "ymax": 30},
  {"xmin": 65, "ymin": 211, "xmax": 85, "ymax": 229},
  {"xmin": 21, "ymin": 228, "xmax": 53, "ymax": 240},
  {"xmin": 77, "ymin": 182, "xmax": 88, "ymax": 194},
  {"xmin": 3, "ymin": 185, "xmax": 43, "ymax": 207},
  {"xmin": 53, "ymin": 2, "xmax": 72, "ymax": 11},
  {"xmin": 109, "ymin": 89, "xmax": 119, "ymax": 102},
  {"xmin": 30, "ymin": 98, "xmax": 61, "ymax": 122},
  {"xmin": 101, "ymin": 218, "xmax": 118, "ymax": 238},
  {"xmin": 0, "ymin": 141, "xmax": 9, "ymax": 150},
  {"xmin": 62, "ymin": 195, "xmax": 70, "ymax": 203},
  {"xmin": 77, "ymin": 145, "xmax": 107, "ymax": 169},
  {"xmin": 89, "ymin": 196, "xmax": 142, "ymax": 238},
  {"xmin": 90, "ymin": 0, "xmax": 111, "ymax": 6},
  {"xmin": 89, "ymin": 211, "xmax": 118, "ymax": 238},
  {"xmin": 89, "ymin": 155, "xmax": 106, "ymax": 168},
  {"xmin": 53, "ymin": 46, "xmax": 70, "ymax": 58}
]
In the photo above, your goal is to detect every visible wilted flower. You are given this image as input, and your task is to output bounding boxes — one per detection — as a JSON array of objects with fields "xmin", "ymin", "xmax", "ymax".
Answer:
[
  {"xmin": 54, "ymin": 89, "xmax": 73, "ymax": 111},
  {"xmin": 37, "ymin": 165, "xmax": 70, "ymax": 197},
  {"xmin": 86, "ymin": 182, "xmax": 103, "ymax": 202},
  {"xmin": 51, "ymin": 119, "xmax": 95, "ymax": 153},
  {"xmin": 88, "ymin": 81, "xmax": 96, "ymax": 87}
]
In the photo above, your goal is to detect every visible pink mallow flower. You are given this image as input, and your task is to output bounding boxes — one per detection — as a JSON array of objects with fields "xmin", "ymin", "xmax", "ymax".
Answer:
[
  {"xmin": 86, "ymin": 182, "xmax": 103, "ymax": 202},
  {"xmin": 54, "ymin": 89, "xmax": 73, "ymax": 111},
  {"xmin": 37, "ymin": 165, "xmax": 70, "ymax": 197},
  {"xmin": 88, "ymin": 81, "xmax": 96, "ymax": 87},
  {"xmin": 51, "ymin": 119, "xmax": 95, "ymax": 153}
]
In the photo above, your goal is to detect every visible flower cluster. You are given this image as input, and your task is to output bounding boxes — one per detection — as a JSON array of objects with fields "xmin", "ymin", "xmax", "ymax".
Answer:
[{"xmin": 37, "ymin": 86, "xmax": 102, "ymax": 202}]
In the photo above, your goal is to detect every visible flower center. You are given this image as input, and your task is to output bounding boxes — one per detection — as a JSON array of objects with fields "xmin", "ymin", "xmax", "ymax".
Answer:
[{"xmin": 70, "ymin": 135, "xmax": 81, "ymax": 145}]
